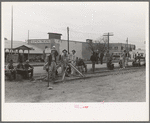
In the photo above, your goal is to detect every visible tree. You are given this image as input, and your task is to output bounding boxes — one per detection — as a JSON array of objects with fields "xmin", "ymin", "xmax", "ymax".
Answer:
[{"xmin": 86, "ymin": 36, "xmax": 107, "ymax": 54}]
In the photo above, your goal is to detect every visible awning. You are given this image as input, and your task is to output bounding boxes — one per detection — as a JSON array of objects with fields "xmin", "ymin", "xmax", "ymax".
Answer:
[{"xmin": 12, "ymin": 45, "xmax": 34, "ymax": 51}]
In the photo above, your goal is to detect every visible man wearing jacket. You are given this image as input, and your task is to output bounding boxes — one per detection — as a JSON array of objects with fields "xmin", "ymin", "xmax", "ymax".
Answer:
[
  {"xmin": 51, "ymin": 46, "xmax": 59, "ymax": 75},
  {"xmin": 24, "ymin": 60, "xmax": 34, "ymax": 79},
  {"xmin": 100, "ymin": 52, "xmax": 104, "ymax": 64},
  {"xmin": 47, "ymin": 48, "xmax": 58, "ymax": 81},
  {"xmin": 5, "ymin": 59, "xmax": 16, "ymax": 81},
  {"xmin": 105, "ymin": 50, "xmax": 111, "ymax": 68},
  {"xmin": 90, "ymin": 52, "xmax": 97, "ymax": 72},
  {"xmin": 43, "ymin": 46, "xmax": 51, "ymax": 63}
]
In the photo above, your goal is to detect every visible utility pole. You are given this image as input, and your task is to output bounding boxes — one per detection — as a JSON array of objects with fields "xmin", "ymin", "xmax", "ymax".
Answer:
[
  {"xmin": 103, "ymin": 32, "xmax": 114, "ymax": 51},
  {"xmin": 126, "ymin": 37, "xmax": 128, "ymax": 52},
  {"xmin": 126, "ymin": 37, "xmax": 128, "ymax": 66},
  {"xmin": 28, "ymin": 30, "xmax": 29, "ymax": 41},
  {"xmin": 67, "ymin": 27, "xmax": 69, "ymax": 54},
  {"xmin": 11, "ymin": 6, "xmax": 13, "ymax": 59}
]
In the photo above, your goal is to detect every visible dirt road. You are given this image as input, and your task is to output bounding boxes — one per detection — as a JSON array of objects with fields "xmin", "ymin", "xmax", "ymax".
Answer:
[{"xmin": 5, "ymin": 68, "xmax": 146, "ymax": 102}]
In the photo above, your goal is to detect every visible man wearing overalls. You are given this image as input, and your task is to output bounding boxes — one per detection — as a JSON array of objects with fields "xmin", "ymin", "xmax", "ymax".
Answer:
[
  {"xmin": 70, "ymin": 50, "xmax": 76, "ymax": 75},
  {"xmin": 61, "ymin": 49, "xmax": 69, "ymax": 77},
  {"xmin": 47, "ymin": 47, "xmax": 57, "ymax": 81}
]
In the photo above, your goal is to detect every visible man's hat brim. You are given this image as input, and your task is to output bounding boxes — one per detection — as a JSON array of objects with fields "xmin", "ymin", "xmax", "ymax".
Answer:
[
  {"xmin": 62, "ymin": 49, "xmax": 67, "ymax": 52},
  {"xmin": 72, "ymin": 50, "xmax": 76, "ymax": 52}
]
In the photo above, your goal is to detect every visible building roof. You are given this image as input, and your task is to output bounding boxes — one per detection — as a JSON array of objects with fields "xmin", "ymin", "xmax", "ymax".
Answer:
[
  {"xmin": 47, "ymin": 32, "xmax": 62, "ymax": 35},
  {"xmin": 61, "ymin": 39, "xmax": 85, "ymax": 43},
  {"xmin": 13, "ymin": 45, "xmax": 34, "ymax": 51},
  {"xmin": 61, "ymin": 39, "xmax": 135, "ymax": 46},
  {"xmin": 5, "ymin": 40, "xmax": 43, "ymax": 54}
]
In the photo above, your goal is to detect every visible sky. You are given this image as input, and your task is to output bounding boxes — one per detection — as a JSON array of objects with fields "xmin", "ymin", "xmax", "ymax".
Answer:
[{"xmin": 2, "ymin": 2, "xmax": 148, "ymax": 49}]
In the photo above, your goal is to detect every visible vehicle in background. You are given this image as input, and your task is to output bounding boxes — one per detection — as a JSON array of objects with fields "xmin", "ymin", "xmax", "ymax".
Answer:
[{"xmin": 112, "ymin": 52, "xmax": 122, "ymax": 60}]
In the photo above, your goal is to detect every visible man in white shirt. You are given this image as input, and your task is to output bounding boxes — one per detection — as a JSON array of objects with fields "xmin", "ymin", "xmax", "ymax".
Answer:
[
  {"xmin": 122, "ymin": 50, "xmax": 126, "ymax": 69},
  {"xmin": 43, "ymin": 46, "xmax": 51, "ymax": 63},
  {"xmin": 70, "ymin": 50, "xmax": 76, "ymax": 75},
  {"xmin": 105, "ymin": 50, "xmax": 110, "ymax": 68},
  {"xmin": 61, "ymin": 49, "xmax": 69, "ymax": 77}
]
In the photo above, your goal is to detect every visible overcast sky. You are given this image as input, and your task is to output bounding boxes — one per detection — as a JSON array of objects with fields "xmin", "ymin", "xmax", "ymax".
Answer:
[{"xmin": 2, "ymin": 2, "xmax": 148, "ymax": 49}]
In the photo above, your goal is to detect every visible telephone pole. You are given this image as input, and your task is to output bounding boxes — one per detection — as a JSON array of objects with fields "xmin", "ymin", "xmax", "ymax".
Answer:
[
  {"xmin": 126, "ymin": 37, "xmax": 128, "ymax": 66},
  {"xmin": 67, "ymin": 27, "xmax": 69, "ymax": 54},
  {"xmin": 11, "ymin": 6, "xmax": 13, "ymax": 59},
  {"xmin": 28, "ymin": 30, "xmax": 29, "ymax": 41},
  {"xmin": 126, "ymin": 37, "xmax": 128, "ymax": 52},
  {"xmin": 103, "ymin": 32, "xmax": 114, "ymax": 51}
]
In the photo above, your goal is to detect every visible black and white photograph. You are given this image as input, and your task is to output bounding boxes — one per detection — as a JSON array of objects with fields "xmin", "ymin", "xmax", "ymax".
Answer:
[{"xmin": 1, "ymin": 1, "xmax": 149, "ymax": 121}]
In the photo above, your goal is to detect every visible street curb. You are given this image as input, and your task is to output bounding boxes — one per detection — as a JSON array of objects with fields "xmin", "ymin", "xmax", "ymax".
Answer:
[{"xmin": 33, "ymin": 66, "xmax": 145, "ymax": 83}]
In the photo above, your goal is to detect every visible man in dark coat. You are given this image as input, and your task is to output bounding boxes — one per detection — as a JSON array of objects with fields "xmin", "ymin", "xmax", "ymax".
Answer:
[
  {"xmin": 78, "ymin": 58, "xmax": 87, "ymax": 73},
  {"xmin": 105, "ymin": 50, "xmax": 111, "ymax": 68},
  {"xmin": 5, "ymin": 59, "xmax": 16, "ymax": 81},
  {"xmin": 16, "ymin": 60, "xmax": 26, "ymax": 79},
  {"xmin": 47, "ymin": 48, "xmax": 58, "ymax": 81},
  {"xmin": 95, "ymin": 52, "xmax": 99, "ymax": 64},
  {"xmin": 107, "ymin": 59, "xmax": 114, "ymax": 70},
  {"xmin": 24, "ymin": 60, "xmax": 34, "ymax": 79},
  {"xmin": 52, "ymin": 46, "xmax": 58, "ymax": 75},
  {"xmin": 100, "ymin": 52, "xmax": 104, "ymax": 64},
  {"xmin": 90, "ymin": 52, "xmax": 97, "ymax": 72}
]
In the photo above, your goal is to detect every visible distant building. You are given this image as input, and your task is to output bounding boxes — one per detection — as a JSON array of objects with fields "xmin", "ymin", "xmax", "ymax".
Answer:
[
  {"xmin": 4, "ymin": 32, "xmax": 136, "ymax": 62},
  {"xmin": 129, "ymin": 49, "xmax": 146, "ymax": 59},
  {"xmin": 108, "ymin": 43, "xmax": 136, "ymax": 53}
]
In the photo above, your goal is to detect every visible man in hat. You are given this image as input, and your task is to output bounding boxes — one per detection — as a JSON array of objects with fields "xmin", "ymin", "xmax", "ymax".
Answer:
[
  {"xmin": 90, "ymin": 52, "xmax": 97, "ymax": 72},
  {"xmin": 107, "ymin": 59, "xmax": 114, "ymax": 70},
  {"xmin": 5, "ymin": 59, "xmax": 16, "ymax": 81},
  {"xmin": 51, "ymin": 46, "xmax": 58, "ymax": 62},
  {"xmin": 24, "ymin": 60, "xmax": 34, "ymax": 79},
  {"xmin": 16, "ymin": 60, "xmax": 26, "ymax": 79},
  {"xmin": 52, "ymin": 46, "xmax": 59, "ymax": 75},
  {"xmin": 100, "ymin": 52, "xmax": 104, "ymax": 64},
  {"xmin": 121, "ymin": 50, "xmax": 126, "ymax": 69},
  {"xmin": 47, "ymin": 48, "xmax": 58, "ymax": 81},
  {"xmin": 70, "ymin": 50, "xmax": 76, "ymax": 75},
  {"xmin": 105, "ymin": 50, "xmax": 111, "ymax": 68},
  {"xmin": 61, "ymin": 49, "xmax": 69, "ymax": 77},
  {"xmin": 43, "ymin": 46, "xmax": 51, "ymax": 72},
  {"xmin": 43, "ymin": 46, "xmax": 51, "ymax": 63}
]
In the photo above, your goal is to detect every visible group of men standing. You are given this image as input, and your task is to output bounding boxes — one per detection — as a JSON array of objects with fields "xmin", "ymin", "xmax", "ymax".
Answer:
[
  {"xmin": 90, "ymin": 50, "xmax": 112, "ymax": 72},
  {"xmin": 43, "ymin": 46, "xmax": 87, "ymax": 82},
  {"xmin": 90, "ymin": 49, "xmax": 131, "ymax": 72}
]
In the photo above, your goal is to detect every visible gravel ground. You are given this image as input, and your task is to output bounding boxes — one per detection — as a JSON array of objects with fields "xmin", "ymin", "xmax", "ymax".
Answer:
[{"xmin": 5, "ymin": 68, "xmax": 145, "ymax": 102}]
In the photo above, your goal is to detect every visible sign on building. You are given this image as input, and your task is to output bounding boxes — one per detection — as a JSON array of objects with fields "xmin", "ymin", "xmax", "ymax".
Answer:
[{"xmin": 30, "ymin": 39, "xmax": 60, "ymax": 44}]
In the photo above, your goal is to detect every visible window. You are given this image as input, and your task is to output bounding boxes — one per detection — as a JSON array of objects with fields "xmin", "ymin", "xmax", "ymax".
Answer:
[{"xmin": 114, "ymin": 47, "xmax": 118, "ymax": 50}]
